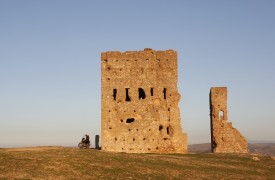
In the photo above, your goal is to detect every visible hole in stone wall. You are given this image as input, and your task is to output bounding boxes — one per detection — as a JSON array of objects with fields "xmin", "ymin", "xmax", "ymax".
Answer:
[
  {"xmin": 134, "ymin": 110, "xmax": 136, "ymax": 112},
  {"xmin": 138, "ymin": 88, "xmax": 146, "ymax": 99},
  {"xmin": 168, "ymin": 108, "xmax": 170, "ymax": 111},
  {"xmin": 133, "ymin": 138, "xmax": 135, "ymax": 141},
  {"xmin": 109, "ymin": 110, "xmax": 111, "ymax": 112},
  {"xmin": 150, "ymin": 88, "xmax": 154, "ymax": 96},
  {"xmin": 126, "ymin": 118, "xmax": 135, "ymax": 123},
  {"xmin": 120, "ymin": 68, "xmax": 122, "ymax": 71},
  {"xmin": 148, "ymin": 148, "xmax": 151, "ymax": 150},
  {"xmin": 115, "ymin": 137, "xmax": 117, "ymax": 141},
  {"xmin": 163, "ymin": 88, "xmax": 167, "ymax": 99},
  {"xmin": 120, "ymin": 119, "xmax": 123, "ymax": 122},
  {"xmin": 128, "ymin": 129, "xmax": 131, "ymax": 131},
  {"xmin": 113, "ymin": 89, "xmax": 117, "ymax": 100},
  {"xmin": 149, "ymin": 129, "xmax": 151, "ymax": 131},
  {"xmin": 104, "ymin": 60, "xmax": 107, "ymax": 62},
  {"xmin": 157, "ymin": 59, "xmax": 160, "ymax": 62},
  {"xmin": 146, "ymin": 59, "xmax": 149, "ymax": 62},
  {"xmin": 159, "ymin": 125, "xmax": 163, "ymax": 131},
  {"xmin": 164, "ymin": 138, "xmax": 168, "ymax": 140},
  {"xmin": 107, "ymin": 78, "xmax": 110, "ymax": 80},
  {"xmin": 108, "ymin": 67, "xmax": 110, "ymax": 70},
  {"xmin": 219, "ymin": 111, "xmax": 224, "ymax": 120},
  {"xmin": 109, "ymin": 127, "xmax": 112, "ymax": 129},
  {"xmin": 167, "ymin": 127, "xmax": 170, "ymax": 135},
  {"xmin": 166, "ymin": 59, "xmax": 169, "ymax": 61},
  {"xmin": 156, "ymin": 147, "xmax": 158, "ymax": 150},
  {"xmin": 136, "ymin": 129, "xmax": 138, "ymax": 131},
  {"xmin": 125, "ymin": 88, "xmax": 131, "ymax": 101},
  {"xmin": 143, "ymin": 138, "xmax": 146, "ymax": 140}
]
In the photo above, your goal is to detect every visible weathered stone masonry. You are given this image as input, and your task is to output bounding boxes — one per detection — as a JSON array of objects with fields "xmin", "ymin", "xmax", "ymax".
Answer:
[
  {"xmin": 210, "ymin": 87, "xmax": 248, "ymax": 153},
  {"xmin": 101, "ymin": 48, "xmax": 187, "ymax": 153}
]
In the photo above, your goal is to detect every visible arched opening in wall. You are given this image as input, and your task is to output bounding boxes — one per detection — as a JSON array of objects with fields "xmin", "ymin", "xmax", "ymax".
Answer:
[
  {"xmin": 125, "ymin": 88, "xmax": 131, "ymax": 101},
  {"xmin": 126, "ymin": 118, "xmax": 135, "ymax": 123},
  {"xmin": 219, "ymin": 110, "xmax": 224, "ymax": 120},
  {"xmin": 159, "ymin": 125, "xmax": 163, "ymax": 131},
  {"xmin": 150, "ymin": 88, "xmax": 154, "ymax": 96},
  {"xmin": 138, "ymin": 88, "xmax": 146, "ymax": 99},
  {"xmin": 163, "ymin": 88, "xmax": 167, "ymax": 99},
  {"xmin": 113, "ymin": 89, "xmax": 117, "ymax": 100}
]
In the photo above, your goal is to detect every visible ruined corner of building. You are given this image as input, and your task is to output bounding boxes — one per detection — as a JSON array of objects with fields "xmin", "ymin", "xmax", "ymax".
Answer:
[
  {"xmin": 101, "ymin": 48, "xmax": 187, "ymax": 153},
  {"xmin": 210, "ymin": 87, "xmax": 248, "ymax": 153}
]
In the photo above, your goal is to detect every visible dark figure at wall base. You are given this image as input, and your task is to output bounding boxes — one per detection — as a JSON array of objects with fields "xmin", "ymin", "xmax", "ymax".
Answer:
[{"xmin": 78, "ymin": 134, "xmax": 90, "ymax": 149}]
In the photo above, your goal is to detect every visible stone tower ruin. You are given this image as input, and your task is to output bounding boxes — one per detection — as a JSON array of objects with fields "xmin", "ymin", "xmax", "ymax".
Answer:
[
  {"xmin": 210, "ymin": 87, "xmax": 248, "ymax": 153},
  {"xmin": 101, "ymin": 48, "xmax": 187, "ymax": 153}
]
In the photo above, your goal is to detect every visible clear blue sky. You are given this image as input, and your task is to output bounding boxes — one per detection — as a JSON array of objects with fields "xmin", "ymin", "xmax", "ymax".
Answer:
[{"xmin": 0, "ymin": 1, "xmax": 274, "ymax": 147}]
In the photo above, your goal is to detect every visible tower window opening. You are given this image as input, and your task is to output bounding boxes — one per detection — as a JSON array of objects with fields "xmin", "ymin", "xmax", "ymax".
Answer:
[
  {"xmin": 219, "ymin": 110, "xmax": 224, "ymax": 120},
  {"xmin": 150, "ymin": 88, "xmax": 154, "ymax": 96},
  {"xmin": 138, "ymin": 88, "xmax": 146, "ymax": 99},
  {"xmin": 167, "ymin": 127, "xmax": 170, "ymax": 135},
  {"xmin": 126, "ymin": 88, "xmax": 131, "ymax": 101},
  {"xmin": 163, "ymin": 88, "xmax": 167, "ymax": 99},
  {"xmin": 113, "ymin": 89, "xmax": 117, "ymax": 100}
]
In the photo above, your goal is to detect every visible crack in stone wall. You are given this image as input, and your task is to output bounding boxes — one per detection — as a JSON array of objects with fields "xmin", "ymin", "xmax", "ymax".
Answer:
[
  {"xmin": 101, "ymin": 48, "xmax": 187, "ymax": 153},
  {"xmin": 210, "ymin": 87, "xmax": 248, "ymax": 153}
]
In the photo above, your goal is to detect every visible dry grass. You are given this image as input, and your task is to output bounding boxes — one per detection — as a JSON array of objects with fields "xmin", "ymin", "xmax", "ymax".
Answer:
[{"xmin": 0, "ymin": 147, "xmax": 274, "ymax": 179}]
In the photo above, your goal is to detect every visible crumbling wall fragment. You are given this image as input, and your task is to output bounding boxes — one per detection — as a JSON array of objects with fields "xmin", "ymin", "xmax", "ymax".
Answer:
[
  {"xmin": 101, "ymin": 48, "xmax": 187, "ymax": 153},
  {"xmin": 210, "ymin": 87, "xmax": 248, "ymax": 153}
]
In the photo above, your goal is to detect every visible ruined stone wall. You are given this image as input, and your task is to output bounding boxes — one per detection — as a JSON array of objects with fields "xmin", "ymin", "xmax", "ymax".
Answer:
[
  {"xmin": 101, "ymin": 48, "xmax": 187, "ymax": 153},
  {"xmin": 210, "ymin": 87, "xmax": 248, "ymax": 153}
]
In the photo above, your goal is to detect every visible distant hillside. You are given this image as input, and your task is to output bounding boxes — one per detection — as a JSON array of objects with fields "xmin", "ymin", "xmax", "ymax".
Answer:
[
  {"xmin": 188, "ymin": 143, "xmax": 211, "ymax": 153},
  {"xmin": 249, "ymin": 143, "xmax": 275, "ymax": 156},
  {"xmin": 188, "ymin": 143, "xmax": 275, "ymax": 156}
]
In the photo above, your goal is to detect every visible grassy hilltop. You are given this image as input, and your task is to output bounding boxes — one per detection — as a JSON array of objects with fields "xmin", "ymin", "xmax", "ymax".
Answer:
[{"xmin": 0, "ymin": 147, "xmax": 274, "ymax": 179}]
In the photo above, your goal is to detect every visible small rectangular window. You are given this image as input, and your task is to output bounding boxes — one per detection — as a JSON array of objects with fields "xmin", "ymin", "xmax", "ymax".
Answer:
[
  {"xmin": 163, "ymin": 88, "xmax": 167, "ymax": 99},
  {"xmin": 113, "ymin": 89, "xmax": 117, "ymax": 100},
  {"xmin": 126, "ymin": 88, "xmax": 131, "ymax": 101}
]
